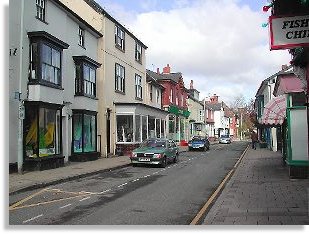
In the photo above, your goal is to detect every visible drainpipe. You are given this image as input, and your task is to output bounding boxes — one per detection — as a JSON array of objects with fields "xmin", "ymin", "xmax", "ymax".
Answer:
[{"xmin": 17, "ymin": 0, "xmax": 25, "ymax": 174}]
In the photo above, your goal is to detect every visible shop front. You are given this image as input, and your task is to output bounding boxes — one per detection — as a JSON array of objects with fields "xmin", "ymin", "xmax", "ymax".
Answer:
[
  {"xmin": 114, "ymin": 103, "xmax": 168, "ymax": 156},
  {"xmin": 23, "ymin": 101, "xmax": 64, "ymax": 170},
  {"xmin": 166, "ymin": 105, "xmax": 190, "ymax": 142}
]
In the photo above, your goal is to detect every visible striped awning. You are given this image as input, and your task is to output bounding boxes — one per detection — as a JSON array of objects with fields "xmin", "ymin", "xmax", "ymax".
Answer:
[{"xmin": 261, "ymin": 95, "xmax": 286, "ymax": 126}]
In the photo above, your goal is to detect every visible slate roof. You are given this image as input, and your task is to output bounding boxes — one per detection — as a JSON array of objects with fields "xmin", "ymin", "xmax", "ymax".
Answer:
[{"xmin": 146, "ymin": 69, "xmax": 182, "ymax": 84}]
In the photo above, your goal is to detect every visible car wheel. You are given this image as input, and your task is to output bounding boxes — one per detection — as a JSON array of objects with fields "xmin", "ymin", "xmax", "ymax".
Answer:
[
  {"xmin": 207, "ymin": 146, "xmax": 210, "ymax": 151},
  {"xmin": 173, "ymin": 153, "xmax": 179, "ymax": 163},
  {"xmin": 161, "ymin": 157, "xmax": 167, "ymax": 168}
]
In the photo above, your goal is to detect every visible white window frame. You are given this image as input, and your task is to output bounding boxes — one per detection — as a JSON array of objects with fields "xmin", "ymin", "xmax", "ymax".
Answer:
[
  {"xmin": 135, "ymin": 74, "xmax": 142, "ymax": 99},
  {"xmin": 36, "ymin": 0, "xmax": 45, "ymax": 21},
  {"xmin": 156, "ymin": 89, "xmax": 160, "ymax": 104},
  {"xmin": 135, "ymin": 42, "xmax": 142, "ymax": 62},
  {"xmin": 115, "ymin": 63, "xmax": 125, "ymax": 93},
  {"xmin": 115, "ymin": 25, "xmax": 125, "ymax": 50},
  {"xmin": 78, "ymin": 27, "xmax": 85, "ymax": 47}
]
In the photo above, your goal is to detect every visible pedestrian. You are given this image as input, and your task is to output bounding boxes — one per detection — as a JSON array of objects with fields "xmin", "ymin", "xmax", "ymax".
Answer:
[{"xmin": 250, "ymin": 130, "xmax": 258, "ymax": 150}]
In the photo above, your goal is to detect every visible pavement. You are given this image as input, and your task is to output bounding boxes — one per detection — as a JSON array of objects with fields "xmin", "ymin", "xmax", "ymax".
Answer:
[
  {"xmin": 202, "ymin": 147, "xmax": 309, "ymax": 225},
  {"xmin": 9, "ymin": 142, "xmax": 309, "ymax": 225}
]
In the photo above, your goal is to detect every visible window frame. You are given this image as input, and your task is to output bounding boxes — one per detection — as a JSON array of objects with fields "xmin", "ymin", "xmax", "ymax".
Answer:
[
  {"xmin": 78, "ymin": 27, "xmax": 85, "ymax": 48},
  {"xmin": 135, "ymin": 42, "xmax": 142, "ymax": 63},
  {"xmin": 36, "ymin": 0, "xmax": 46, "ymax": 23},
  {"xmin": 115, "ymin": 25, "xmax": 125, "ymax": 51},
  {"xmin": 115, "ymin": 63, "xmax": 125, "ymax": 93},
  {"xmin": 72, "ymin": 110, "xmax": 98, "ymax": 154},
  {"xmin": 135, "ymin": 74, "xmax": 143, "ymax": 100}
]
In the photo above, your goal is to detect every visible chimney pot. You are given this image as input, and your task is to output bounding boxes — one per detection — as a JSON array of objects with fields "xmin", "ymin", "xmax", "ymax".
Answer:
[{"xmin": 157, "ymin": 68, "xmax": 160, "ymax": 74}]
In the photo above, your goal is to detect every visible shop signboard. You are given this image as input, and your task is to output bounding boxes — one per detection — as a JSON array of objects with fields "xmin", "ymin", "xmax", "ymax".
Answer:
[
  {"xmin": 168, "ymin": 105, "xmax": 190, "ymax": 118},
  {"xmin": 269, "ymin": 14, "xmax": 309, "ymax": 50}
]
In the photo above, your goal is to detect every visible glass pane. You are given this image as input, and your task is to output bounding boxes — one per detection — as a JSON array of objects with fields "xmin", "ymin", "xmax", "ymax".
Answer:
[
  {"xmin": 156, "ymin": 119, "xmax": 160, "ymax": 138},
  {"xmin": 52, "ymin": 49, "xmax": 60, "ymax": 68},
  {"xmin": 135, "ymin": 115, "xmax": 141, "ymax": 142},
  {"xmin": 116, "ymin": 115, "xmax": 133, "ymax": 142},
  {"xmin": 148, "ymin": 116, "xmax": 155, "ymax": 138},
  {"xmin": 25, "ymin": 106, "xmax": 38, "ymax": 158},
  {"xmin": 142, "ymin": 116, "xmax": 147, "ymax": 141},
  {"xmin": 84, "ymin": 65, "xmax": 90, "ymax": 81},
  {"xmin": 90, "ymin": 67, "xmax": 96, "ymax": 83},
  {"xmin": 84, "ymin": 114, "xmax": 96, "ymax": 152},
  {"xmin": 42, "ymin": 44, "xmax": 51, "ymax": 64},
  {"xmin": 73, "ymin": 114, "xmax": 83, "ymax": 153},
  {"xmin": 161, "ymin": 119, "xmax": 165, "ymax": 138},
  {"xmin": 39, "ymin": 108, "xmax": 56, "ymax": 157}
]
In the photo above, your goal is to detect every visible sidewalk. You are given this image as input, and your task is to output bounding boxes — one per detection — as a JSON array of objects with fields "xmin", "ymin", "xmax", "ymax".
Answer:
[
  {"xmin": 202, "ymin": 147, "xmax": 309, "ymax": 225},
  {"xmin": 9, "ymin": 146, "xmax": 189, "ymax": 195}
]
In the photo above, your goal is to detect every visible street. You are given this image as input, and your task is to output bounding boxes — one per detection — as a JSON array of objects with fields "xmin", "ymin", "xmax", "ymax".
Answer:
[{"xmin": 9, "ymin": 142, "xmax": 248, "ymax": 225}]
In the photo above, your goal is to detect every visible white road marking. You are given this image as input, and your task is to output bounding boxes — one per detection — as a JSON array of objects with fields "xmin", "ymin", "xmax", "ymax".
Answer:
[
  {"xmin": 152, "ymin": 171, "xmax": 159, "ymax": 174},
  {"xmin": 118, "ymin": 182, "xmax": 128, "ymax": 188},
  {"xmin": 22, "ymin": 214, "xmax": 43, "ymax": 224},
  {"xmin": 79, "ymin": 197, "xmax": 91, "ymax": 202},
  {"xmin": 143, "ymin": 175, "xmax": 150, "ymax": 178},
  {"xmin": 98, "ymin": 189, "xmax": 111, "ymax": 194},
  {"xmin": 132, "ymin": 178, "xmax": 140, "ymax": 182},
  {"xmin": 59, "ymin": 204, "xmax": 72, "ymax": 209}
]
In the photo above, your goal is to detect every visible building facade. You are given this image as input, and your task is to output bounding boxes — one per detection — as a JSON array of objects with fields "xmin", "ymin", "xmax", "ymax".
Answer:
[{"xmin": 9, "ymin": 0, "xmax": 102, "ymax": 172}]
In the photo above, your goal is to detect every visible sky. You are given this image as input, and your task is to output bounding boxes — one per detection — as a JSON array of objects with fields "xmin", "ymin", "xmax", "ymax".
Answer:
[{"xmin": 96, "ymin": 0, "xmax": 291, "ymax": 105}]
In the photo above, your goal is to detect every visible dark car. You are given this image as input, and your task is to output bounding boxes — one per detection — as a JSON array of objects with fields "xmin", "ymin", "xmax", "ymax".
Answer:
[
  {"xmin": 219, "ymin": 135, "xmax": 231, "ymax": 144},
  {"xmin": 130, "ymin": 138, "xmax": 179, "ymax": 167},
  {"xmin": 188, "ymin": 136, "xmax": 210, "ymax": 151}
]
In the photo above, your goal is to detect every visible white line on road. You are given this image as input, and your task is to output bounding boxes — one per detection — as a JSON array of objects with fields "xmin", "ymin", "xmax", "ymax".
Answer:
[
  {"xmin": 152, "ymin": 171, "xmax": 159, "ymax": 174},
  {"xmin": 23, "ymin": 214, "xmax": 43, "ymax": 224},
  {"xmin": 132, "ymin": 178, "xmax": 140, "ymax": 182},
  {"xmin": 79, "ymin": 197, "xmax": 91, "ymax": 202},
  {"xmin": 59, "ymin": 204, "xmax": 72, "ymax": 209},
  {"xmin": 143, "ymin": 175, "xmax": 151, "ymax": 178},
  {"xmin": 118, "ymin": 182, "xmax": 128, "ymax": 187},
  {"xmin": 98, "ymin": 189, "xmax": 111, "ymax": 194}
]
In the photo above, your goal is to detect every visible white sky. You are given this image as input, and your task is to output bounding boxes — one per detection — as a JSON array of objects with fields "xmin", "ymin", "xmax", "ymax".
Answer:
[{"xmin": 98, "ymin": 0, "xmax": 291, "ymax": 104}]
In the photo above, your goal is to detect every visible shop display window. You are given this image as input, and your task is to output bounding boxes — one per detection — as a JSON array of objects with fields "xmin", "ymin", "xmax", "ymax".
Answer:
[
  {"xmin": 135, "ymin": 115, "xmax": 141, "ymax": 142},
  {"xmin": 116, "ymin": 115, "xmax": 133, "ymax": 142},
  {"xmin": 156, "ymin": 119, "xmax": 160, "ymax": 138},
  {"xmin": 142, "ymin": 115, "xmax": 148, "ymax": 141},
  {"xmin": 24, "ymin": 104, "xmax": 61, "ymax": 158},
  {"xmin": 148, "ymin": 116, "xmax": 155, "ymax": 138}
]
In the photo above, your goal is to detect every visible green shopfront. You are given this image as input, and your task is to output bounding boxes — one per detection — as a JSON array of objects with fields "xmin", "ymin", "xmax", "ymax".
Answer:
[{"xmin": 167, "ymin": 105, "xmax": 190, "ymax": 142}]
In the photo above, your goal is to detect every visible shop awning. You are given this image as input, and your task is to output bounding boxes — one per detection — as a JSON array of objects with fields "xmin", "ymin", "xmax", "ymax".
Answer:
[
  {"xmin": 260, "ymin": 95, "xmax": 286, "ymax": 126},
  {"xmin": 273, "ymin": 74, "xmax": 305, "ymax": 96}
]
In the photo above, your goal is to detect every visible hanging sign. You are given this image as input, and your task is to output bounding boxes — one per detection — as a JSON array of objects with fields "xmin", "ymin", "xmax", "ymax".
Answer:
[{"xmin": 269, "ymin": 14, "xmax": 309, "ymax": 50}]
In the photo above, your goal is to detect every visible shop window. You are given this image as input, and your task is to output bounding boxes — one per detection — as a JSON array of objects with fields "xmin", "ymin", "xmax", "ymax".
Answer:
[
  {"xmin": 142, "ymin": 115, "xmax": 148, "ymax": 141},
  {"xmin": 156, "ymin": 119, "xmax": 160, "ymax": 138},
  {"xmin": 72, "ymin": 111, "xmax": 97, "ymax": 153},
  {"xmin": 24, "ymin": 104, "xmax": 61, "ymax": 158},
  {"xmin": 161, "ymin": 119, "xmax": 165, "ymax": 138},
  {"xmin": 135, "ymin": 115, "xmax": 141, "ymax": 142},
  {"xmin": 148, "ymin": 116, "xmax": 155, "ymax": 138},
  {"xmin": 169, "ymin": 115, "xmax": 175, "ymax": 133},
  {"xmin": 116, "ymin": 115, "xmax": 133, "ymax": 142}
]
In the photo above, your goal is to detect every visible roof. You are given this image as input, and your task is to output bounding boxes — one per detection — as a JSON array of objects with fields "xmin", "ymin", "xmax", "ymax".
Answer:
[
  {"xmin": 146, "ymin": 69, "xmax": 183, "ymax": 84},
  {"xmin": 83, "ymin": 0, "xmax": 147, "ymax": 49},
  {"xmin": 146, "ymin": 71, "xmax": 165, "ymax": 90},
  {"xmin": 205, "ymin": 102, "xmax": 222, "ymax": 111}
]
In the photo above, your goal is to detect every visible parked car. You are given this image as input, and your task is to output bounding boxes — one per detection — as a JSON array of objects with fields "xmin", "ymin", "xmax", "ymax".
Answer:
[
  {"xmin": 130, "ymin": 138, "xmax": 179, "ymax": 167},
  {"xmin": 219, "ymin": 135, "xmax": 231, "ymax": 144},
  {"xmin": 188, "ymin": 136, "xmax": 210, "ymax": 151}
]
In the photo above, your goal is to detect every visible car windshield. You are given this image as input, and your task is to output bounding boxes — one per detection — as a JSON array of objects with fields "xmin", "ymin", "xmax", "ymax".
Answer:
[
  {"xmin": 141, "ymin": 139, "xmax": 166, "ymax": 148},
  {"xmin": 221, "ymin": 135, "xmax": 230, "ymax": 138},
  {"xmin": 192, "ymin": 137, "xmax": 204, "ymax": 141}
]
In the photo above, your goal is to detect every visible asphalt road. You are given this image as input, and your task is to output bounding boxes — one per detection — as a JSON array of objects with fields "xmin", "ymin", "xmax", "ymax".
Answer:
[{"xmin": 9, "ymin": 141, "xmax": 248, "ymax": 225}]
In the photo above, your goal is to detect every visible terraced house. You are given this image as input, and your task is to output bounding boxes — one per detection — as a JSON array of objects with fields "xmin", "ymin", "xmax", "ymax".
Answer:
[{"xmin": 9, "ymin": 0, "xmax": 102, "ymax": 172}]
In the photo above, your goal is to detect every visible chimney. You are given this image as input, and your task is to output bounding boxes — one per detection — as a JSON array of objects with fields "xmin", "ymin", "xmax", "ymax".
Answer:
[
  {"xmin": 282, "ymin": 64, "xmax": 288, "ymax": 71},
  {"xmin": 157, "ymin": 68, "xmax": 160, "ymax": 74},
  {"xmin": 163, "ymin": 64, "xmax": 171, "ymax": 74},
  {"xmin": 190, "ymin": 80, "xmax": 194, "ymax": 89},
  {"xmin": 210, "ymin": 94, "xmax": 219, "ymax": 103}
]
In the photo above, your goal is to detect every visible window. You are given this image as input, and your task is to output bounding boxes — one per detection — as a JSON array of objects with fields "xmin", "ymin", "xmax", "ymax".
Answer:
[
  {"xmin": 135, "ymin": 115, "xmax": 141, "ymax": 142},
  {"xmin": 199, "ymin": 110, "xmax": 204, "ymax": 121},
  {"xmin": 78, "ymin": 27, "xmax": 85, "ymax": 47},
  {"xmin": 156, "ymin": 89, "xmax": 160, "ymax": 104},
  {"xmin": 36, "ymin": 0, "xmax": 46, "ymax": 22},
  {"xmin": 155, "ymin": 119, "xmax": 160, "ymax": 138},
  {"xmin": 148, "ymin": 116, "xmax": 156, "ymax": 138},
  {"xmin": 28, "ymin": 31, "xmax": 69, "ymax": 88},
  {"xmin": 170, "ymin": 88, "xmax": 174, "ymax": 103},
  {"xmin": 135, "ymin": 74, "xmax": 142, "ymax": 99},
  {"xmin": 116, "ymin": 115, "xmax": 133, "ymax": 142},
  {"xmin": 150, "ymin": 85, "xmax": 153, "ymax": 102},
  {"xmin": 41, "ymin": 44, "xmax": 61, "ymax": 85},
  {"xmin": 135, "ymin": 42, "xmax": 142, "ymax": 63},
  {"xmin": 74, "ymin": 56, "xmax": 100, "ymax": 98},
  {"xmin": 142, "ymin": 115, "xmax": 148, "ymax": 141},
  {"xmin": 24, "ymin": 103, "xmax": 61, "ymax": 158},
  {"xmin": 115, "ymin": 63, "xmax": 125, "ymax": 93},
  {"xmin": 73, "ymin": 111, "xmax": 97, "ymax": 153},
  {"xmin": 115, "ymin": 25, "xmax": 125, "ymax": 51}
]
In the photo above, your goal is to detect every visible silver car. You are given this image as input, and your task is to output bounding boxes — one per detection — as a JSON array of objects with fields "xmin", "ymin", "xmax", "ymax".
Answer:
[{"xmin": 219, "ymin": 135, "xmax": 231, "ymax": 144}]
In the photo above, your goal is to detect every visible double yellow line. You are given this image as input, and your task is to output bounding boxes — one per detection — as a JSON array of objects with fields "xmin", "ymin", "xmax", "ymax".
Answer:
[{"xmin": 190, "ymin": 145, "xmax": 249, "ymax": 225}]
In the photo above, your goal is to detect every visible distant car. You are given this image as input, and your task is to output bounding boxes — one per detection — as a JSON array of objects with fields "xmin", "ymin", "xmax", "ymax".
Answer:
[
  {"xmin": 130, "ymin": 138, "xmax": 179, "ymax": 167},
  {"xmin": 219, "ymin": 135, "xmax": 231, "ymax": 144},
  {"xmin": 188, "ymin": 136, "xmax": 210, "ymax": 151}
]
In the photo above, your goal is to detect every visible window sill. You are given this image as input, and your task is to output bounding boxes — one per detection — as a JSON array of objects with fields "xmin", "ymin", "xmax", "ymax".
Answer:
[
  {"xmin": 115, "ymin": 45, "xmax": 125, "ymax": 53},
  {"xmin": 78, "ymin": 44, "xmax": 86, "ymax": 50},
  {"xmin": 115, "ymin": 90, "xmax": 125, "ymax": 95},
  {"xmin": 35, "ymin": 17, "xmax": 48, "ymax": 25},
  {"xmin": 135, "ymin": 97, "xmax": 143, "ymax": 101},
  {"xmin": 135, "ymin": 59, "xmax": 142, "ymax": 65},
  {"xmin": 74, "ymin": 94, "xmax": 98, "ymax": 100},
  {"xmin": 28, "ymin": 80, "xmax": 64, "ymax": 90}
]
